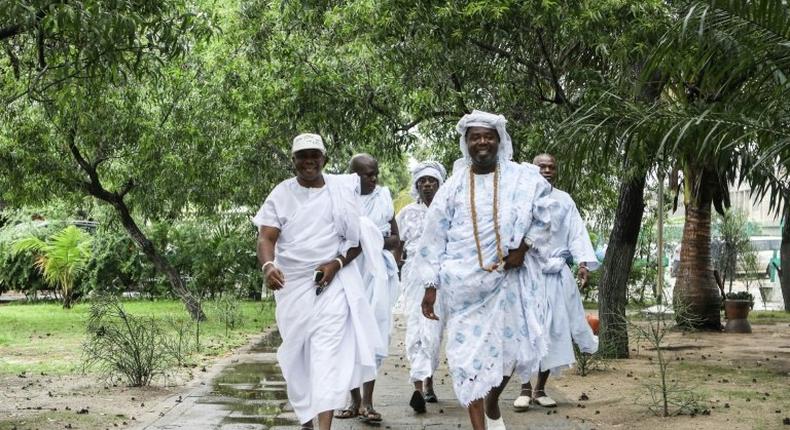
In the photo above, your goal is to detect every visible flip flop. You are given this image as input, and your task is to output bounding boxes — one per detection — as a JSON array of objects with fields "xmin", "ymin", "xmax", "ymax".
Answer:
[
  {"xmin": 424, "ymin": 390, "xmax": 439, "ymax": 403},
  {"xmin": 409, "ymin": 390, "xmax": 426, "ymax": 413},
  {"xmin": 513, "ymin": 394, "xmax": 531, "ymax": 412},
  {"xmin": 334, "ymin": 407, "xmax": 359, "ymax": 419},
  {"xmin": 359, "ymin": 407, "xmax": 383, "ymax": 423},
  {"xmin": 533, "ymin": 395, "xmax": 557, "ymax": 407}
]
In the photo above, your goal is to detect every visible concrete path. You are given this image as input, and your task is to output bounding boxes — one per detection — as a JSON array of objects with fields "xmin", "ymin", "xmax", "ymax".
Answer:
[{"xmin": 142, "ymin": 313, "xmax": 593, "ymax": 430}]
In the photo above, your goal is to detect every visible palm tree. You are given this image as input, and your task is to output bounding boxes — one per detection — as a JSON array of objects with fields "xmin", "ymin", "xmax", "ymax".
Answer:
[
  {"xmin": 13, "ymin": 225, "xmax": 93, "ymax": 308},
  {"xmin": 560, "ymin": 0, "xmax": 790, "ymax": 328}
]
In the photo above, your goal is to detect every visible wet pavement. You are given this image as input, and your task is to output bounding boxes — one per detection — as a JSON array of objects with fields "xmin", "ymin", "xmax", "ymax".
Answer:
[{"xmin": 142, "ymin": 315, "xmax": 593, "ymax": 430}]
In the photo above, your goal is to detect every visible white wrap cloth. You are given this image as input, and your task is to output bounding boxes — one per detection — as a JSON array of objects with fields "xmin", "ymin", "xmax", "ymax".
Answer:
[
  {"xmin": 397, "ymin": 161, "xmax": 448, "ymax": 382},
  {"xmin": 409, "ymin": 161, "xmax": 447, "ymax": 199},
  {"xmin": 528, "ymin": 187, "xmax": 600, "ymax": 375},
  {"xmin": 356, "ymin": 185, "xmax": 400, "ymax": 368},
  {"xmin": 252, "ymin": 173, "xmax": 382, "ymax": 423}
]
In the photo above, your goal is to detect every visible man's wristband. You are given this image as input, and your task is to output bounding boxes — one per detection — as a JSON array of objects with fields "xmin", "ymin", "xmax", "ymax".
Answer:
[
  {"xmin": 334, "ymin": 257, "xmax": 344, "ymax": 270},
  {"xmin": 261, "ymin": 261, "xmax": 276, "ymax": 272}
]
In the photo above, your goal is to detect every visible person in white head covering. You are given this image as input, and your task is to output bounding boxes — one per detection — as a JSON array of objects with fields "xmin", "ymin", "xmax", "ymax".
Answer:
[
  {"xmin": 512, "ymin": 153, "xmax": 599, "ymax": 411},
  {"xmin": 333, "ymin": 153, "xmax": 400, "ymax": 423},
  {"xmin": 395, "ymin": 160, "xmax": 447, "ymax": 413},
  {"xmin": 253, "ymin": 134, "xmax": 382, "ymax": 430},
  {"xmin": 413, "ymin": 111, "xmax": 552, "ymax": 430}
]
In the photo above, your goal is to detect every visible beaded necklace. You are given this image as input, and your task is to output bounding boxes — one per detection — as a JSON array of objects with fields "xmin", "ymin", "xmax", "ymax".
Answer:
[{"xmin": 469, "ymin": 164, "xmax": 505, "ymax": 272}]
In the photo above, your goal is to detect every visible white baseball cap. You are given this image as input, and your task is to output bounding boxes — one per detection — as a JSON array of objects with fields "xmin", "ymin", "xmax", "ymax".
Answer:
[{"xmin": 291, "ymin": 133, "xmax": 326, "ymax": 154}]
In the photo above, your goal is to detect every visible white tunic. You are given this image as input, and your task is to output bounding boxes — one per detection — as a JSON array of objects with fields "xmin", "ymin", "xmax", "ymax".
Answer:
[
  {"xmin": 252, "ymin": 174, "xmax": 381, "ymax": 423},
  {"xmin": 414, "ymin": 161, "xmax": 550, "ymax": 406},
  {"xmin": 396, "ymin": 202, "xmax": 445, "ymax": 382},
  {"xmin": 357, "ymin": 186, "xmax": 400, "ymax": 368},
  {"xmin": 535, "ymin": 188, "xmax": 600, "ymax": 374}
]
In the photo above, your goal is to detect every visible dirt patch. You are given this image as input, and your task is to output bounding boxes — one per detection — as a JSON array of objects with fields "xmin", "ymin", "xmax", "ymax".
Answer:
[
  {"xmin": 0, "ymin": 373, "xmax": 181, "ymax": 430},
  {"xmin": 543, "ymin": 323, "xmax": 790, "ymax": 430}
]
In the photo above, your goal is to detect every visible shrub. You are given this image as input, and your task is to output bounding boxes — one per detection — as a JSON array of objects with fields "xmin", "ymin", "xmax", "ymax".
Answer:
[
  {"xmin": 84, "ymin": 226, "xmax": 154, "ymax": 296},
  {"xmin": 153, "ymin": 215, "xmax": 261, "ymax": 299},
  {"xmin": 0, "ymin": 220, "xmax": 56, "ymax": 298},
  {"xmin": 12, "ymin": 225, "xmax": 93, "ymax": 308},
  {"xmin": 211, "ymin": 295, "xmax": 244, "ymax": 337},
  {"xmin": 82, "ymin": 296, "xmax": 182, "ymax": 386}
]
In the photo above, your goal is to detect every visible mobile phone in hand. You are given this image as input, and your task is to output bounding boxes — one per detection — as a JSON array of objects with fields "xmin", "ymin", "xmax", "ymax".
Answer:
[{"xmin": 314, "ymin": 270, "xmax": 326, "ymax": 296}]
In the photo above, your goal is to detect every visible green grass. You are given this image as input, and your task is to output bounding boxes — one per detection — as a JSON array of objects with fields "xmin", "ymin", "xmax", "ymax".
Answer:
[
  {"xmin": 749, "ymin": 310, "xmax": 790, "ymax": 323},
  {"xmin": 0, "ymin": 298, "xmax": 276, "ymax": 376}
]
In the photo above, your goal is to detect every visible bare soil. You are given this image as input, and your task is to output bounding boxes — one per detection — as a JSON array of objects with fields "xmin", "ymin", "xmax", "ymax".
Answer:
[
  {"xmin": 1, "ymin": 320, "xmax": 788, "ymax": 430},
  {"xmin": 544, "ymin": 321, "xmax": 790, "ymax": 430},
  {"xmin": 0, "ymin": 368, "xmax": 208, "ymax": 430}
]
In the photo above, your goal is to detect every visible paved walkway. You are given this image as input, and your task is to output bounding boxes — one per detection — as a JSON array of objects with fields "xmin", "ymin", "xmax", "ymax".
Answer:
[{"xmin": 142, "ymin": 313, "xmax": 592, "ymax": 430}]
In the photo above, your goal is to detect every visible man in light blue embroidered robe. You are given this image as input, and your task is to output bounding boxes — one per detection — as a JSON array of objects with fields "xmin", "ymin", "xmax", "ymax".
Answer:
[{"xmin": 414, "ymin": 111, "xmax": 551, "ymax": 430}]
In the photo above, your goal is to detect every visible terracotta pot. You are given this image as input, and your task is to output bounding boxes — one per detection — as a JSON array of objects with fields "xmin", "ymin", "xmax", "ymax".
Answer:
[
  {"xmin": 724, "ymin": 299, "xmax": 752, "ymax": 333},
  {"xmin": 586, "ymin": 313, "xmax": 600, "ymax": 335}
]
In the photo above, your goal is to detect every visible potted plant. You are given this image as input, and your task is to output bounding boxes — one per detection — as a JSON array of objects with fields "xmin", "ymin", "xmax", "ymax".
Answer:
[{"xmin": 723, "ymin": 291, "xmax": 754, "ymax": 333}]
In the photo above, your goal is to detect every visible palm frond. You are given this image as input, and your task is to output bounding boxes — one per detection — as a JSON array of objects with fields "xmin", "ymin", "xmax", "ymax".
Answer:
[
  {"xmin": 11, "ymin": 236, "xmax": 47, "ymax": 256},
  {"xmin": 649, "ymin": 0, "xmax": 790, "ymax": 96}
]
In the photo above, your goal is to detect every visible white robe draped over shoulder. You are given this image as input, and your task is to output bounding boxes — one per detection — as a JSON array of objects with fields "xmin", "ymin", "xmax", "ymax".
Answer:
[
  {"xmin": 252, "ymin": 174, "xmax": 381, "ymax": 423},
  {"xmin": 413, "ymin": 161, "xmax": 550, "ymax": 406},
  {"xmin": 533, "ymin": 187, "xmax": 600, "ymax": 374},
  {"xmin": 397, "ymin": 202, "xmax": 445, "ymax": 382},
  {"xmin": 356, "ymin": 186, "xmax": 400, "ymax": 368}
]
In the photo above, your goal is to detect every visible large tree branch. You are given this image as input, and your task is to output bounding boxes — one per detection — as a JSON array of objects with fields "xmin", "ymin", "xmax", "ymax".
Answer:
[
  {"xmin": 449, "ymin": 72, "xmax": 469, "ymax": 114},
  {"xmin": 4, "ymin": 43, "xmax": 20, "ymax": 79},
  {"xmin": 536, "ymin": 29, "xmax": 571, "ymax": 108},
  {"xmin": 0, "ymin": 24, "xmax": 23, "ymax": 41},
  {"xmin": 118, "ymin": 179, "xmax": 135, "ymax": 198},
  {"xmin": 396, "ymin": 110, "xmax": 459, "ymax": 132},
  {"xmin": 469, "ymin": 38, "xmax": 544, "ymax": 76},
  {"xmin": 36, "ymin": 26, "xmax": 46, "ymax": 70},
  {"xmin": 67, "ymin": 129, "xmax": 115, "ymax": 201}
]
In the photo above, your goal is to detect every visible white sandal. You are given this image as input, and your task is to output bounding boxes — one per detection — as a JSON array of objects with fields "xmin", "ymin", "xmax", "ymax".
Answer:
[
  {"xmin": 485, "ymin": 415, "xmax": 507, "ymax": 430},
  {"xmin": 533, "ymin": 395, "xmax": 557, "ymax": 407},
  {"xmin": 513, "ymin": 394, "xmax": 531, "ymax": 411}
]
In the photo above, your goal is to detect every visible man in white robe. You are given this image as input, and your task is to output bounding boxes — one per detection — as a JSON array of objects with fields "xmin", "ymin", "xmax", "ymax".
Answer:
[
  {"xmin": 513, "ymin": 153, "xmax": 600, "ymax": 411},
  {"xmin": 396, "ymin": 161, "xmax": 446, "ymax": 413},
  {"xmin": 254, "ymin": 134, "xmax": 381, "ymax": 430},
  {"xmin": 334, "ymin": 153, "xmax": 400, "ymax": 423},
  {"xmin": 415, "ymin": 111, "xmax": 551, "ymax": 430}
]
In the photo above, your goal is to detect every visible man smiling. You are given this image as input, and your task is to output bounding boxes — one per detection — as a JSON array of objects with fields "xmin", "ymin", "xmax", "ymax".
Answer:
[
  {"xmin": 414, "ymin": 111, "xmax": 551, "ymax": 430},
  {"xmin": 254, "ymin": 133, "xmax": 381, "ymax": 430}
]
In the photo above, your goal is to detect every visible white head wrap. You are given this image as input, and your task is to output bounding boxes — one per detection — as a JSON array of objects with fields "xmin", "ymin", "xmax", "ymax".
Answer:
[
  {"xmin": 410, "ymin": 161, "xmax": 447, "ymax": 199},
  {"xmin": 455, "ymin": 110, "xmax": 513, "ymax": 164}
]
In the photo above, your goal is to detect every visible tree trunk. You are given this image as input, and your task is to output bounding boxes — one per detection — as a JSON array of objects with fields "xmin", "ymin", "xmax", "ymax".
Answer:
[
  {"xmin": 111, "ymin": 199, "xmax": 205, "ymax": 320},
  {"xmin": 673, "ymin": 165, "xmax": 721, "ymax": 329},
  {"xmin": 0, "ymin": 199, "xmax": 6, "ymax": 228},
  {"xmin": 67, "ymin": 135, "xmax": 205, "ymax": 321},
  {"xmin": 781, "ymin": 205, "xmax": 790, "ymax": 312},
  {"xmin": 598, "ymin": 172, "xmax": 646, "ymax": 358}
]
